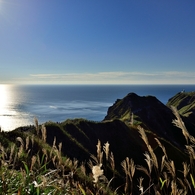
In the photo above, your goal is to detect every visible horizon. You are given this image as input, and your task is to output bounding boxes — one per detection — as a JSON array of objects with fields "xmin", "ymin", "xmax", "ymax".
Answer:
[
  {"xmin": 1, "ymin": 1, "xmax": 195, "ymax": 85},
  {"xmin": 1, "ymin": 83, "xmax": 195, "ymax": 87}
]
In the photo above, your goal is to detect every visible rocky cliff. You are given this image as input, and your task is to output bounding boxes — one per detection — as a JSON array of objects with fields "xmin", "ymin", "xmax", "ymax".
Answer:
[
  {"xmin": 103, "ymin": 92, "xmax": 195, "ymax": 149},
  {"xmin": 167, "ymin": 91, "xmax": 195, "ymax": 120}
]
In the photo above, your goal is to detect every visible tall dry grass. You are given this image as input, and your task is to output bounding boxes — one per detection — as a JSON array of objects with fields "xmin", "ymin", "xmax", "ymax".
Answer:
[{"xmin": 0, "ymin": 106, "xmax": 195, "ymax": 194}]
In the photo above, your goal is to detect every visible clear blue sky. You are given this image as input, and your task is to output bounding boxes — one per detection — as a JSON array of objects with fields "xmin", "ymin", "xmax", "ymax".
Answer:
[{"xmin": 0, "ymin": 0, "xmax": 195, "ymax": 84}]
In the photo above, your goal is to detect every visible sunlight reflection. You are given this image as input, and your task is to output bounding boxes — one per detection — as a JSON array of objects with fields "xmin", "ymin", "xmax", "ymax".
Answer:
[
  {"xmin": 0, "ymin": 85, "xmax": 17, "ymax": 115},
  {"xmin": 0, "ymin": 85, "xmax": 32, "ymax": 131}
]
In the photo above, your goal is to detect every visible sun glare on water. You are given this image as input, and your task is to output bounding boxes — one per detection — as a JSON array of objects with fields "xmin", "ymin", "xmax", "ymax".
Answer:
[
  {"xmin": 0, "ymin": 85, "xmax": 33, "ymax": 131},
  {"xmin": 0, "ymin": 85, "xmax": 17, "ymax": 116},
  {"xmin": 0, "ymin": 85, "xmax": 18, "ymax": 131},
  {"xmin": 0, "ymin": 85, "xmax": 13, "ymax": 131}
]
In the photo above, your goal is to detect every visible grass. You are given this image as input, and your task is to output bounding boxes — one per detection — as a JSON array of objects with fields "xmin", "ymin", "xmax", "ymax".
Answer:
[{"xmin": 0, "ymin": 108, "xmax": 195, "ymax": 194}]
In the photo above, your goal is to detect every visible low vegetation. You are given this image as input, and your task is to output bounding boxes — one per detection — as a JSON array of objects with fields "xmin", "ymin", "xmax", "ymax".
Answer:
[{"xmin": 0, "ymin": 107, "xmax": 195, "ymax": 194}]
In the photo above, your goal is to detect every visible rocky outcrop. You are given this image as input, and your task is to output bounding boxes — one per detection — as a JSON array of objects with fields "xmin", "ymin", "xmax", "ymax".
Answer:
[
  {"xmin": 104, "ymin": 92, "xmax": 195, "ymax": 148},
  {"xmin": 167, "ymin": 91, "xmax": 195, "ymax": 118},
  {"xmin": 166, "ymin": 91, "xmax": 195, "ymax": 137}
]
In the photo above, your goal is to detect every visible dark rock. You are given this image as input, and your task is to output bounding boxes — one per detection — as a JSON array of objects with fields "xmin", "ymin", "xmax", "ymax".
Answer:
[{"xmin": 104, "ymin": 92, "xmax": 188, "ymax": 148}]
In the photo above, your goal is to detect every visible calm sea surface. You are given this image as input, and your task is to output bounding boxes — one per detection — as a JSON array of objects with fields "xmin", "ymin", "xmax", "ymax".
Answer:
[{"xmin": 0, "ymin": 84, "xmax": 195, "ymax": 131}]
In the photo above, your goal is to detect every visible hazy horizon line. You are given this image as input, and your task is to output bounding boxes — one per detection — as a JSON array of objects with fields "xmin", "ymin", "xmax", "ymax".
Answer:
[{"xmin": 1, "ymin": 71, "xmax": 195, "ymax": 85}]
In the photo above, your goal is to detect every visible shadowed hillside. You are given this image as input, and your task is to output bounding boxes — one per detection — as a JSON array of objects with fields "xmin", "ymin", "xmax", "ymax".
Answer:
[
  {"xmin": 167, "ymin": 91, "xmax": 195, "ymax": 138},
  {"xmin": 104, "ymin": 92, "xmax": 195, "ymax": 149}
]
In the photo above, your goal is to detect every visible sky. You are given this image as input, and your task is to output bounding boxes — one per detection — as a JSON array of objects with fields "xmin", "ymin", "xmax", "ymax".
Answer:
[{"xmin": 0, "ymin": 0, "xmax": 195, "ymax": 85}]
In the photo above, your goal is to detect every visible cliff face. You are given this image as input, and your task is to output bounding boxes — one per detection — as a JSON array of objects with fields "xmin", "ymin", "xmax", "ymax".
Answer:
[
  {"xmin": 104, "ymin": 93, "xmax": 187, "ymax": 148},
  {"xmin": 167, "ymin": 91, "xmax": 195, "ymax": 117},
  {"xmin": 166, "ymin": 91, "xmax": 195, "ymax": 136}
]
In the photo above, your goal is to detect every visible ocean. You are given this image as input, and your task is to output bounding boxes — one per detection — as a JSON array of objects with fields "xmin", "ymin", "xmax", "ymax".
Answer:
[{"xmin": 0, "ymin": 84, "xmax": 195, "ymax": 131}]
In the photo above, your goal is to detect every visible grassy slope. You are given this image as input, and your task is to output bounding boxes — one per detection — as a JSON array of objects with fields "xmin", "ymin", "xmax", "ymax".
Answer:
[{"xmin": 1, "ymin": 91, "xmax": 195, "ymax": 194}]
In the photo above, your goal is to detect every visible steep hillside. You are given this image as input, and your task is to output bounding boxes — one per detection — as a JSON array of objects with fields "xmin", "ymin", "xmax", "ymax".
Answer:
[
  {"xmin": 167, "ymin": 91, "xmax": 195, "ymax": 118},
  {"xmin": 44, "ymin": 119, "xmax": 153, "ymax": 167},
  {"xmin": 167, "ymin": 91, "xmax": 195, "ymax": 136},
  {"xmin": 103, "ymin": 93, "xmax": 190, "ymax": 148}
]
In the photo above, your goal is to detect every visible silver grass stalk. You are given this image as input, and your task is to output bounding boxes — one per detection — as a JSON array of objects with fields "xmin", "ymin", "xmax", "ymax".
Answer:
[
  {"xmin": 121, "ymin": 157, "xmax": 128, "ymax": 175},
  {"xmin": 96, "ymin": 139, "xmax": 103, "ymax": 164},
  {"xmin": 147, "ymin": 144, "xmax": 158, "ymax": 170},
  {"xmin": 109, "ymin": 151, "xmax": 115, "ymax": 171},
  {"xmin": 155, "ymin": 138, "xmax": 168, "ymax": 159},
  {"xmin": 52, "ymin": 155, "xmax": 57, "ymax": 167},
  {"xmin": 9, "ymin": 144, "xmax": 15, "ymax": 164},
  {"xmin": 64, "ymin": 158, "xmax": 72, "ymax": 167},
  {"xmin": 171, "ymin": 106, "xmax": 189, "ymax": 144},
  {"xmin": 171, "ymin": 180, "xmax": 177, "ymax": 195},
  {"xmin": 16, "ymin": 137, "xmax": 24, "ymax": 147},
  {"xmin": 137, "ymin": 177, "xmax": 144, "ymax": 194},
  {"xmin": 130, "ymin": 158, "xmax": 136, "ymax": 179},
  {"xmin": 185, "ymin": 145, "xmax": 195, "ymax": 159},
  {"xmin": 57, "ymin": 142, "xmax": 62, "ymax": 166},
  {"xmin": 36, "ymin": 154, "xmax": 41, "ymax": 167},
  {"xmin": 30, "ymin": 155, "xmax": 37, "ymax": 171},
  {"xmin": 121, "ymin": 157, "xmax": 130, "ymax": 193},
  {"xmin": 177, "ymin": 178, "xmax": 188, "ymax": 194},
  {"xmin": 121, "ymin": 157, "xmax": 135, "ymax": 194},
  {"xmin": 165, "ymin": 160, "xmax": 176, "ymax": 179},
  {"xmin": 185, "ymin": 145, "xmax": 195, "ymax": 168},
  {"xmin": 16, "ymin": 137, "xmax": 24, "ymax": 158},
  {"xmin": 163, "ymin": 171, "xmax": 170, "ymax": 189},
  {"xmin": 80, "ymin": 162, "xmax": 86, "ymax": 176},
  {"xmin": 53, "ymin": 136, "xmax": 56, "ymax": 148},
  {"xmin": 161, "ymin": 155, "xmax": 166, "ymax": 173},
  {"xmin": 184, "ymin": 178, "xmax": 192, "ymax": 194},
  {"xmin": 58, "ymin": 142, "xmax": 62, "ymax": 157},
  {"xmin": 183, "ymin": 162, "xmax": 190, "ymax": 179},
  {"xmin": 72, "ymin": 158, "xmax": 78, "ymax": 171},
  {"xmin": 144, "ymin": 152, "xmax": 153, "ymax": 174},
  {"xmin": 138, "ymin": 126, "xmax": 159, "ymax": 170},
  {"xmin": 41, "ymin": 124, "xmax": 47, "ymax": 142},
  {"xmin": 34, "ymin": 117, "xmax": 39, "ymax": 136},
  {"xmin": 189, "ymin": 135, "xmax": 195, "ymax": 145},
  {"xmin": 92, "ymin": 164, "xmax": 104, "ymax": 183},
  {"xmin": 138, "ymin": 126, "xmax": 149, "ymax": 146},
  {"xmin": 103, "ymin": 141, "xmax": 110, "ymax": 161},
  {"xmin": 136, "ymin": 165, "xmax": 150, "ymax": 178},
  {"xmin": 25, "ymin": 136, "xmax": 29, "ymax": 151},
  {"xmin": 42, "ymin": 148, "xmax": 48, "ymax": 163},
  {"xmin": 0, "ymin": 144, "xmax": 7, "ymax": 161}
]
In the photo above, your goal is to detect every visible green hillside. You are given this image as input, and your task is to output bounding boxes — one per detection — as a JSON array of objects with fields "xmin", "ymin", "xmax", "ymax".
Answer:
[{"xmin": 1, "ymin": 91, "xmax": 195, "ymax": 194}]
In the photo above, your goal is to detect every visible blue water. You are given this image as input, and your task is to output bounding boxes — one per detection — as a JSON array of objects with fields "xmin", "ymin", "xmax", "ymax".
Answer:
[{"xmin": 0, "ymin": 84, "xmax": 195, "ymax": 131}]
